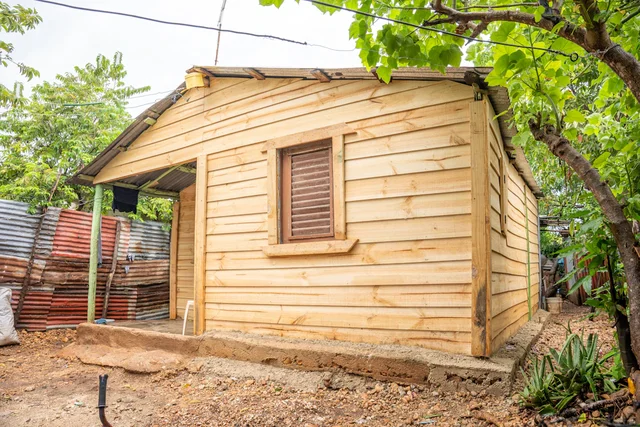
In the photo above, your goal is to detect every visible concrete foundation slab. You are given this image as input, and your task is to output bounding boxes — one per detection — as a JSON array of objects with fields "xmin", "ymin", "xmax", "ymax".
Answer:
[{"xmin": 59, "ymin": 310, "xmax": 549, "ymax": 395}]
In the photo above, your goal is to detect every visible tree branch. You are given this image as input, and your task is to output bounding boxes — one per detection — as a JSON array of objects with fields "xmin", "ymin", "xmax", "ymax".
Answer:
[
  {"xmin": 428, "ymin": 0, "xmax": 640, "ymax": 103},
  {"xmin": 430, "ymin": 0, "xmax": 588, "ymax": 46},
  {"xmin": 529, "ymin": 120, "xmax": 640, "ymax": 358}
]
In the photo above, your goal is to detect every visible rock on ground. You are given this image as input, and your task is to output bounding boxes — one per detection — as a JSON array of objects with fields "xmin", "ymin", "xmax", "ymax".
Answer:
[{"xmin": 0, "ymin": 302, "xmax": 619, "ymax": 426}]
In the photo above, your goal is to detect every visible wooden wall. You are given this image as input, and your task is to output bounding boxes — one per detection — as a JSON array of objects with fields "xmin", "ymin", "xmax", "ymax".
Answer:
[
  {"xmin": 165, "ymin": 78, "xmax": 476, "ymax": 354},
  {"xmin": 176, "ymin": 184, "xmax": 195, "ymax": 319},
  {"xmin": 486, "ymin": 103, "xmax": 540, "ymax": 352},
  {"xmin": 97, "ymin": 76, "xmax": 541, "ymax": 355}
]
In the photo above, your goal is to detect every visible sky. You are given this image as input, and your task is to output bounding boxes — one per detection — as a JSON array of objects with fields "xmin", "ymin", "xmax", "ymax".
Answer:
[{"xmin": 5, "ymin": 0, "xmax": 362, "ymax": 115}]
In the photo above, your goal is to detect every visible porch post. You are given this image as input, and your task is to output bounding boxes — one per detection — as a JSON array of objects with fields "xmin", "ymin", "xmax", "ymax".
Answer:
[{"xmin": 87, "ymin": 184, "xmax": 104, "ymax": 323}]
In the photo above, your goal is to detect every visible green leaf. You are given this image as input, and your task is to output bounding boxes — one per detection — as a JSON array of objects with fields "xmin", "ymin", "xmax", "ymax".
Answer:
[
  {"xmin": 551, "ymin": 22, "xmax": 565, "ymax": 34},
  {"xmin": 621, "ymin": 141, "xmax": 636, "ymax": 153},
  {"xmin": 366, "ymin": 49, "xmax": 380, "ymax": 68},
  {"xmin": 555, "ymin": 75, "xmax": 571, "ymax": 88},
  {"xmin": 259, "ymin": 0, "xmax": 285, "ymax": 7},
  {"xmin": 592, "ymin": 152, "xmax": 611, "ymax": 168},
  {"xmin": 564, "ymin": 109, "xmax": 585, "ymax": 123},
  {"xmin": 491, "ymin": 22, "xmax": 516, "ymax": 43},
  {"xmin": 348, "ymin": 19, "xmax": 368, "ymax": 40},
  {"xmin": 534, "ymin": 5, "xmax": 546, "ymax": 22},
  {"xmin": 375, "ymin": 65, "xmax": 392, "ymax": 83}
]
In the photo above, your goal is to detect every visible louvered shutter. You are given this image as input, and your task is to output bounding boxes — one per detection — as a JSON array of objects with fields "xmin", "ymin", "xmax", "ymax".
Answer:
[{"xmin": 281, "ymin": 140, "xmax": 334, "ymax": 242}]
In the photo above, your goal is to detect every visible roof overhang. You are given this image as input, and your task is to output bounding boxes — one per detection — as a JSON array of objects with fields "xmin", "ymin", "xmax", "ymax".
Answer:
[{"xmin": 70, "ymin": 66, "xmax": 542, "ymax": 198}]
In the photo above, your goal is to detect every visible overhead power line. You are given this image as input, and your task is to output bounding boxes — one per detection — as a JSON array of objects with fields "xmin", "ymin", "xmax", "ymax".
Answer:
[
  {"xmin": 33, "ymin": 0, "xmax": 578, "ymax": 65},
  {"xmin": 34, "ymin": 0, "xmax": 309, "ymax": 46},
  {"xmin": 301, "ymin": 0, "xmax": 579, "ymax": 59},
  {"xmin": 33, "ymin": 0, "xmax": 361, "ymax": 53}
]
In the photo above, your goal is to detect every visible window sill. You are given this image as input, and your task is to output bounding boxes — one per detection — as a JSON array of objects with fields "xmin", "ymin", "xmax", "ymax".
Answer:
[{"xmin": 262, "ymin": 239, "xmax": 358, "ymax": 257}]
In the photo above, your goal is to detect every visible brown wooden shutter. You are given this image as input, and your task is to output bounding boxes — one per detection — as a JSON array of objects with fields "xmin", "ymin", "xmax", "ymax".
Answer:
[{"xmin": 281, "ymin": 140, "xmax": 334, "ymax": 243}]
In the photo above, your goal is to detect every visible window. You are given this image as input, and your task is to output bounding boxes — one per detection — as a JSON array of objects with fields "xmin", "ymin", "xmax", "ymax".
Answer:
[
  {"xmin": 262, "ymin": 124, "xmax": 357, "ymax": 257},
  {"xmin": 281, "ymin": 140, "xmax": 334, "ymax": 243}
]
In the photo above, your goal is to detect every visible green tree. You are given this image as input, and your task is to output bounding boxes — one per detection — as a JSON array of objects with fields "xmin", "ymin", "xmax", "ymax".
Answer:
[
  {"xmin": 1, "ymin": 2, "xmax": 41, "ymax": 106},
  {"xmin": 262, "ymin": 0, "xmax": 640, "ymax": 368},
  {"xmin": 0, "ymin": 52, "xmax": 173, "ymax": 223}
]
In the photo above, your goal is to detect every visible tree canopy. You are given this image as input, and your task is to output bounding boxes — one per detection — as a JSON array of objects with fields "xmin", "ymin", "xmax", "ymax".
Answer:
[
  {"xmin": 0, "ymin": 1, "xmax": 41, "ymax": 106},
  {"xmin": 0, "ymin": 52, "xmax": 174, "ymax": 223}
]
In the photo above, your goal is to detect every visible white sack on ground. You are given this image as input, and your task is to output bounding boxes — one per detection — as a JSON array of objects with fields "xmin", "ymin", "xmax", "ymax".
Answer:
[{"xmin": 0, "ymin": 288, "xmax": 20, "ymax": 346}]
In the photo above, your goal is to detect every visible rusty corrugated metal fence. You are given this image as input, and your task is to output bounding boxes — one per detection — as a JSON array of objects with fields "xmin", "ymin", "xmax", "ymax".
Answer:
[{"xmin": 0, "ymin": 200, "xmax": 170, "ymax": 330}]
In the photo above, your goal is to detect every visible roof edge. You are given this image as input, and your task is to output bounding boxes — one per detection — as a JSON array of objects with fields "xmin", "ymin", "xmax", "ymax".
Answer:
[{"xmin": 72, "ymin": 67, "xmax": 542, "ymax": 198}]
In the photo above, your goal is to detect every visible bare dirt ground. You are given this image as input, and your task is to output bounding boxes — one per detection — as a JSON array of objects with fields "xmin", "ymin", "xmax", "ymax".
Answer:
[{"xmin": 0, "ymin": 302, "xmax": 619, "ymax": 427}]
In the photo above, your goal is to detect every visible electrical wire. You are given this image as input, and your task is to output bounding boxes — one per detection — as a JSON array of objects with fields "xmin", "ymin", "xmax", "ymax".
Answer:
[
  {"xmin": 29, "ymin": 0, "xmax": 448, "ymax": 59},
  {"xmin": 34, "ymin": 0, "xmax": 309, "ymax": 46},
  {"xmin": 301, "ymin": 0, "xmax": 579, "ymax": 59},
  {"xmin": 33, "ymin": 0, "xmax": 366, "ymax": 54},
  {"xmin": 125, "ymin": 99, "xmax": 161, "ymax": 109},
  {"xmin": 128, "ymin": 89, "xmax": 174, "ymax": 99}
]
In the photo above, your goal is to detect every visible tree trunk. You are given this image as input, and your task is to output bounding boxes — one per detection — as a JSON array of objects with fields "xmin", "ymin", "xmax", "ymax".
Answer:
[
  {"xmin": 544, "ymin": 258, "xmax": 561, "ymax": 298},
  {"xmin": 529, "ymin": 121, "xmax": 640, "ymax": 363},
  {"xmin": 607, "ymin": 255, "xmax": 639, "ymax": 374}
]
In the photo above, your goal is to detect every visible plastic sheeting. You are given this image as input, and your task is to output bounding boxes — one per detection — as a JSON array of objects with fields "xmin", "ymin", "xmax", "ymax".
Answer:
[{"xmin": 0, "ymin": 288, "xmax": 19, "ymax": 346}]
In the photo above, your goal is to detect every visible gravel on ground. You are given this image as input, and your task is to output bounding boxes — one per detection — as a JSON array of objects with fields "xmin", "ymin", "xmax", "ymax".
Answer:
[{"xmin": 0, "ymin": 302, "xmax": 624, "ymax": 426}]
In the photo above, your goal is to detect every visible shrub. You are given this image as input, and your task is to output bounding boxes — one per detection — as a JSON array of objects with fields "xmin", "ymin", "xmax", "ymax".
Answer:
[{"xmin": 519, "ymin": 329, "xmax": 622, "ymax": 414}]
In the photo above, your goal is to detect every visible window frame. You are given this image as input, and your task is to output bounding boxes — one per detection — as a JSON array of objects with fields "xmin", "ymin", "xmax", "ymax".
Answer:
[{"xmin": 262, "ymin": 124, "xmax": 356, "ymax": 257}]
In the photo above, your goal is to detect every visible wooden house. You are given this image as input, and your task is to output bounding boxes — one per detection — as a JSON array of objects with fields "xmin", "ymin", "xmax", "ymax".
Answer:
[{"xmin": 72, "ymin": 67, "xmax": 543, "ymax": 357}]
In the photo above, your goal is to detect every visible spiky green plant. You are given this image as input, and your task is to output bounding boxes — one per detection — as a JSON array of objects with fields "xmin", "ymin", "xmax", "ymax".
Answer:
[{"xmin": 520, "ymin": 327, "xmax": 622, "ymax": 414}]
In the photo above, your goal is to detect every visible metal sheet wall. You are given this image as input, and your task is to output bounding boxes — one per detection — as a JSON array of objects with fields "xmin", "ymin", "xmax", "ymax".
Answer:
[{"xmin": 0, "ymin": 200, "xmax": 171, "ymax": 330}]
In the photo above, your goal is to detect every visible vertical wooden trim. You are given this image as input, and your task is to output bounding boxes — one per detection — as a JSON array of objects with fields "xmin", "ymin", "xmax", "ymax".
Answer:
[
  {"xmin": 194, "ymin": 156, "xmax": 207, "ymax": 335},
  {"xmin": 266, "ymin": 148, "xmax": 279, "ymax": 245},
  {"xmin": 332, "ymin": 134, "xmax": 346, "ymax": 240},
  {"xmin": 470, "ymin": 100, "xmax": 491, "ymax": 357},
  {"xmin": 281, "ymin": 149, "xmax": 293, "ymax": 243},
  {"xmin": 169, "ymin": 201, "xmax": 180, "ymax": 320},
  {"xmin": 499, "ymin": 151, "xmax": 508, "ymax": 236},
  {"xmin": 524, "ymin": 185, "xmax": 532, "ymax": 320},
  {"xmin": 87, "ymin": 184, "xmax": 104, "ymax": 323},
  {"xmin": 538, "ymin": 213, "xmax": 544, "ymax": 310}
]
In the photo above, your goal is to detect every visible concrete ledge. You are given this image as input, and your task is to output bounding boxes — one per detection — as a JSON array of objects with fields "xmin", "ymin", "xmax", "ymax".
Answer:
[{"xmin": 60, "ymin": 311, "xmax": 549, "ymax": 395}]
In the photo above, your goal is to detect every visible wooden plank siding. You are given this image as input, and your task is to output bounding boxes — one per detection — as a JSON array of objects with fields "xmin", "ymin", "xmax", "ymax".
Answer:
[
  {"xmin": 92, "ymin": 76, "xmax": 541, "ymax": 355},
  {"xmin": 176, "ymin": 184, "xmax": 195, "ymax": 320},
  {"xmin": 486, "ymin": 102, "xmax": 540, "ymax": 352},
  {"xmin": 141, "ymin": 78, "xmax": 477, "ymax": 354}
]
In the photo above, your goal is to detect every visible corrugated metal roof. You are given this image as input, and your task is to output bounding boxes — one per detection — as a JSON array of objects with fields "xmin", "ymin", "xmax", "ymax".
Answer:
[{"xmin": 71, "ymin": 66, "xmax": 541, "ymax": 197}]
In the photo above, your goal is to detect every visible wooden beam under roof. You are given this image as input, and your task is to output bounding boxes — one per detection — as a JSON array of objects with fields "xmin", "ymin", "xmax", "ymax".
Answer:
[
  {"xmin": 189, "ymin": 66, "xmax": 216, "ymax": 79},
  {"xmin": 77, "ymin": 174, "xmax": 179, "ymax": 198},
  {"xmin": 243, "ymin": 68, "xmax": 266, "ymax": 80},
  {"xmin": 311, "ymin": 69, "xmax": 331, "ymax": 82}
]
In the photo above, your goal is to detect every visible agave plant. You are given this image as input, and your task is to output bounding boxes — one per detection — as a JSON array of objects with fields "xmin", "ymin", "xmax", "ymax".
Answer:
[{"xmin": 520, "ymin": 327, "xmax": 622, "ymax": 414}]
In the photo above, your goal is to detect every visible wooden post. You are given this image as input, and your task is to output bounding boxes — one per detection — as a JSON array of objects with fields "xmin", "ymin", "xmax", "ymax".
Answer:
[
  {"xmin": 101, "ymin": 220, "xmax": 121, "ymax": 319},
  {"xmin": 524, "ymin": 185, "xmax": 532, "ymax": 320},
  {"xmin": 87, "ymin": 184, "xmax": 103, "ymax": 323},
  {"xmin": 193, "ymin": 156, "xmax": 207, "ymax": 335},
  {"xmin": 470, "ymin": 100, "xmax": 492, "ymax": 357},
  {"xmin": 169, "ymin": 201, "xmax": 180, "ymax": 319}
]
